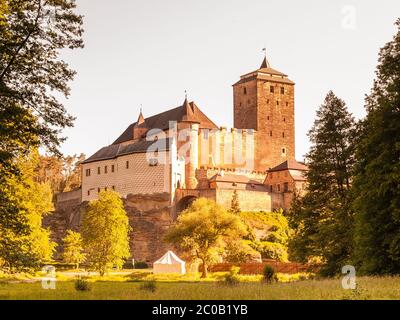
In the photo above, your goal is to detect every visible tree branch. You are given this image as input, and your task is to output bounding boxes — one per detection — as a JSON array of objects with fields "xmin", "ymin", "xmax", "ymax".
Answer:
[{"xmin": 0, "ymin": 0, "xmax": 42, "ymax": 81}]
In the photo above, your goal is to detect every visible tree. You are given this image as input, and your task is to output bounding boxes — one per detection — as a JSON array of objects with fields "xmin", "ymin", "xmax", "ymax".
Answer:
[
  {"xmin": 230, "ymin": 190, "xmax": 241, "ymax": 214},
  {"xmin": 165, "ymin": 198, "xmax": 247, "ymax": 278},
  {"xmin": 0, "ymin": 0, "xmax": 83, "ymax": 163},
  {"xmin": 288, "ymin": 91, "xmax": 356, "ymax": 275},
  {"xmin": 81, "ymin": 191, "xmax": 131, "ymax": 276},
  {"xmin": 0, "ymin": 150, "xmax": 56, "ymax": 272},
  {"xmin": 62, "ymin": 230, "xmax": 85, "ymax": 269},
  {"xmin": 352, "ymin": 19, "xmax": 400, "ymax": 274},
  {"xmin": 0, "ymin": 0, "xmax": 83, "ymax": 265},
  {"xmin": 35, "ymin": 153, "xmax": 85, "ymax": 195}
]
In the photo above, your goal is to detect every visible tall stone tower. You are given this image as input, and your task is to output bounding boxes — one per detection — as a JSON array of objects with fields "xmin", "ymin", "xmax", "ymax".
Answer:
[{"xmin": 232, "ymin": 55, "xmax": 295, "ymax": 171}]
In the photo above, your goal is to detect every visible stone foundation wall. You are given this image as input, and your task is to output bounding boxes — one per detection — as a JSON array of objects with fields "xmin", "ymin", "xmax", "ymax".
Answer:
[{"xmin": 44, "ymin": 192, "xmax": 175, "ymax": 264}]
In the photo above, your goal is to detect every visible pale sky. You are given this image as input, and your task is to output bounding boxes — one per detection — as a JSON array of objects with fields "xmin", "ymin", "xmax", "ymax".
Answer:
[{"xmin": 59, "ymin": 0, "xmax": 400, "ymax": 160}]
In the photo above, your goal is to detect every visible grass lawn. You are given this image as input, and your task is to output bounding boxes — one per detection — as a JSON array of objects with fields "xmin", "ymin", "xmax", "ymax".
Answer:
[{"xmin": 1, "ymin": 271, "xmax": 400, "ymax": 299}]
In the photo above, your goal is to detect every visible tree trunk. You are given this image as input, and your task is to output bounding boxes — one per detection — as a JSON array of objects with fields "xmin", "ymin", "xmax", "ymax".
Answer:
[{"xmin": 201, "ymin": 260, "xmax": 208, "ymax": 278}]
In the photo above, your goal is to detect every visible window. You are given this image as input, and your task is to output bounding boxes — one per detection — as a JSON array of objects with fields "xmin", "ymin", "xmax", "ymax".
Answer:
[
  {"xmin": 243, "ymin": 87, "xmax": 247, "ymax": 94},
  {"xmin": 97, "ymin": 167, "xmax": 101, "ymax": 174},
  {"xmin": 282, "ymin": 132, "xmax": 285, "ymax": 138},
  {"xmin": 239, "ymin": 102, "xmax": 242, "ymax": 107},
  {"xmin": 276, "ymin": 100, "xmax": 279, "ymax": 106},
  {"xmin": 270, "ymin": 86, "xmax": 274, "ymax": 93},
  {"xmin": 87, "ymin": 190, "xmax": 90, "ymax": 196},
  {"xmin": 270, "ymin": 185, "xmax": 273, "ymax": 192},
  {"xmin": 281, "ymin": 87, "xmax": 285, "ymax": 94},
  {"xmin": 111, "ymin": 164, "xmax": 115, "ymax": 173},
  {"xmin": 104, "ymin": 165, "xmax": 108, "ymax": 174},
  {"xmin": 85, "ymin": 169, "xmax": 91, "ymax": 177},
  {"xmin": 105, "ymin": 187, "xmax": 107, "ymax": 191},
  {"xmin": 282, "ymin": 147, "xmax": 286, "ymax": 155},
  {"xmin": 126, "ymin": 161, "xmax": 129, "ymax": 169},
  {"xmin": 97, "ymin": 187, "xmax": 100, "ymax": 193},
  {"xmin": 267, "ymin": 99, "xmax": 270, "ymax": 104},
  {"xmin": 286, "ymin": 102, "xmax": 289, "ymax": 107},
  {"xmin": 112, "ymin": 185, "xmax": 115, "ymax": 190},
  {"xmin": 270, "ymin": 131, "xmax": 273, "ymax": 137},
  {"xmin": 267, "ymin": 116, "xmax": 270, "ymax": 120},
  {"xmin": 149, "ymin": 158, "xmax": 158, "ymax": 166},
  {"xmin": 277, "ymin": 184, "xmax": 281, "ymax": 192},
  {"xmin": 283, "ymin": 117, "xmax": 286, "ymax": 122},
  {"xmin": 284, "ymin": 182, "xmax": 289, "ymax": 192}
]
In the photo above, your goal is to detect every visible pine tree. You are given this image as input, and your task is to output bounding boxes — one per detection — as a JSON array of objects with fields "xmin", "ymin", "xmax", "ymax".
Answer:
[
  {"xmin": 352, "ymin": 19, "xmax": 400, "ymax": 274},
  {"xmin": 288, "ymin": 91, "xmax": 356, "ymax": 275}
]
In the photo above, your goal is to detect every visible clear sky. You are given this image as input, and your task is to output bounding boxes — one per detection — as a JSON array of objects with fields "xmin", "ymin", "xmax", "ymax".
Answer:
[{"xmin": 59, "ymin": 0, "xmax": 400, "ymax": 160}]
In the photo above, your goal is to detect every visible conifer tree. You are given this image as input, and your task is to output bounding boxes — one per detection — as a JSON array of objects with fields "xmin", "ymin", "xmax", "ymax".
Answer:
[
  {"xmin": 289, "ymin": 91, "xmax": 356, "ymax": 275},
  {"xmin": 352, "ymin": 19, "xmax": 400, "ymax": 274}
]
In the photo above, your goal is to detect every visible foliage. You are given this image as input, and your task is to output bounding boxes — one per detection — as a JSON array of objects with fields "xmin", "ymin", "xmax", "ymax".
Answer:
[
  {"xmin": 0, "ymin": 0, "xmax": 83, "ymax": 273},
  {"xmin": 352, "ymin": 19, "xmax": 400, "ymax": 275},
  {"xmin": 81, "ymin": 191, "xmax": 131, "ymax": 276},
  {"xmin": 288, "ymin": 91, "xmax": 356, "ymax": 275},
  {"xmin": 134, "ymin": 261, "xmax": 149, "ymax": 269},
  {"xmin": 75, "ymin": 278, "xmax": 91, "ymax": 291},
  {"xmin": 0, "ymin": 0, "xmax": 83, "ymax": 164},
  {"xmin": 223, "ymin": 266, "xmax": 240, "ymax": 285},
  {"xmin": 240, "ymin": 211, "xmax": 291, "ymax": 262},
  {"xmin": 229, "ymin": 190, "xmax": 241, "ymax": 214},
  {"xmin": 263, "ymin": 265, "xmax": 277, "ymax": 283},
  {"xmin": 165, "ymin": 198, "xmax": 247, "ymax": 278},
  {"xmin": 62, "ymin": 230, "xmax": 85, "ymax": 269},
  {"xmin": 35, "ymin": 153, "xmax": 85, "ymax": 195},
  {"xmin": 224, "ymin": 240, "xmax": 260, "ymax": 263},
  {"xmin": 0, "ymin": 150, "xmax": 56, "ymax": 273},
  {"xmin": 139, "ymin": 280, "xmax": 157, "ymax": 292}
]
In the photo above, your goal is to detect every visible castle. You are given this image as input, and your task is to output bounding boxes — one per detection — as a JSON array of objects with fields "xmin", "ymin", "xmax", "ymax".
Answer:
[{"xmin": 51, "ymin": 55, "xmax": 308, "ymax": 262}]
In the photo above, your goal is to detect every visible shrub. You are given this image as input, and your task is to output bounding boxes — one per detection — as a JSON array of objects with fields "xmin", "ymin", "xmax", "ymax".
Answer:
[
  {"xmin": 134, "ymin": 261, "xmax": 149, "ymax": 269},
  {"xmin": 75, "ymin": 278, "xmax": 91, "ymax": 291},
  {"xmin": 223, "ymin": 266, "xmax": 241, "ymax": 286},
  {"xmin": 139, "ymin": 280, "xmax": 157, "ymax": 292},
  {"xmin": 263, "ymin": 265, "xmax": 277, "ymax": 284}
]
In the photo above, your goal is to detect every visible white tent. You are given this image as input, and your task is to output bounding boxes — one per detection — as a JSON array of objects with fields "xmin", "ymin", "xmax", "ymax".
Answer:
[{"xmin": 153, "ymin": 251, "xmax": 186, "ymax": 274}]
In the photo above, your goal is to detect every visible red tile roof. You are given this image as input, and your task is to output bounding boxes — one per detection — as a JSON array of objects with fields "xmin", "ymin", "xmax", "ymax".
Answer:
[{"xmin": 113, "ymin": 100, "xmax": 218, "ymax": 145}]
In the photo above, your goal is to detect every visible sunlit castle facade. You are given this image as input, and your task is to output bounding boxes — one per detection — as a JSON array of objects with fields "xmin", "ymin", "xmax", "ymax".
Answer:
[{"xmin": 78, "ymin": 56, "xmax": 308, "ymax": 213}]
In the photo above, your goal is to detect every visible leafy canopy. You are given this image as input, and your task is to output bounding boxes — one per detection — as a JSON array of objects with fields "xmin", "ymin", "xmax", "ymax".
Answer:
[{"xmin": 81, "ymin": 191, "xmax": 131, "ymax": 276}]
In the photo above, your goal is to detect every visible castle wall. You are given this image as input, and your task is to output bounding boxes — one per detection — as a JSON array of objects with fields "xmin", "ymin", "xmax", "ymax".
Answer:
[
  {"xmin": 215, "ymin": 189, "xmax": 271, "ymax": 212},
  {"xmin": 81, "ymin": 150, "xmax": 180, "ymax": 202},
  {"xmin": 45, "ymin": 192, "xmax": 176, "ymax": 264}
]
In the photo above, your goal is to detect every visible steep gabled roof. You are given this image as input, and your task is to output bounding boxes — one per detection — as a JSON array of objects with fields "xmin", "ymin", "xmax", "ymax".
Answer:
[
  {"xmin": 268, "ymin": 160, "xmax": 308, "ymax": 172},
  {"xmin": 112, "ymin": 100, "xmax": 218, "ymax": 145}
]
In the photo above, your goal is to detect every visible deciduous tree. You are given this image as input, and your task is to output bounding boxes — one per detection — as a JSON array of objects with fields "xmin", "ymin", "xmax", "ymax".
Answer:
[
  {"xmin": 81, "ymin": 191, "xmax": 131, "ymax": 276},
  {"xmin": 165, "ymin": 198, "xmax": 247, "ymax": 278}
]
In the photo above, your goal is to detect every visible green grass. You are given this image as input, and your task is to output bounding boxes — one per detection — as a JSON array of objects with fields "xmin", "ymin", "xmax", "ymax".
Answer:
[{"xmin": 1, "ymin": 276, "xmax": 400, "ymax": 300}]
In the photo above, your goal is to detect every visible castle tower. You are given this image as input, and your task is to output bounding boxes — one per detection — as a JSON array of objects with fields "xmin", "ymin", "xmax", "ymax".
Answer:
[{"xmin": 232, "ymin": 55, "xmax": 295, "ymax": 171}]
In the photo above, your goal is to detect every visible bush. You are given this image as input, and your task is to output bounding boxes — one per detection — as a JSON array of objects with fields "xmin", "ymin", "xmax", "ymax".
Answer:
[
  {"xmin": 224, "ymin": 266, "xmax": 241, "ymax": 286},
  {"xmin": 134, "ymin": 261, "xmax": 149, "ymax": 269},
  {"xmin": 139, "ymin": 280, "xmax": 157, "ymax": 292},
  {"xmin": 263, "ymin": 265, "xmax": 277, "ymax": 284},
  {"xmin": 75, "ymin": 278, "xmax": 91, "ymax": 291}
]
